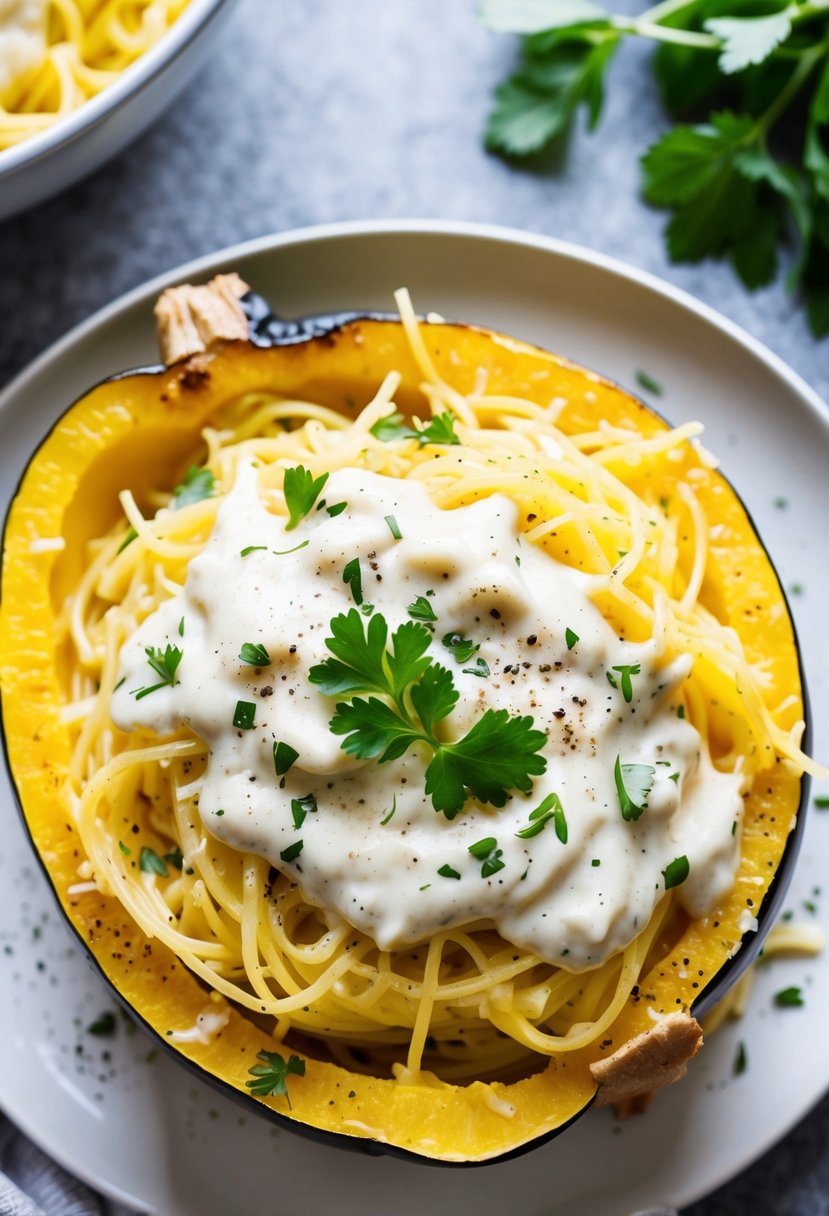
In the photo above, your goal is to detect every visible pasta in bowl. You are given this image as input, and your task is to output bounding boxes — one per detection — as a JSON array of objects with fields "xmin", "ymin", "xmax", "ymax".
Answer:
[
  {"xmin": 0, "ymin": 275, "xmax": 815, "ymax": 1162},
  {"xmin": 0, "ymin": 0, "xmax": 232, "ymax": 219}
]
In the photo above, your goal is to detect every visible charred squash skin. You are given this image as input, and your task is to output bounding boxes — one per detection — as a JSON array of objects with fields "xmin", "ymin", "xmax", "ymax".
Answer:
[{"xmin": 0, "ymin": 314, "xmax": 808, "ymax": 1164}]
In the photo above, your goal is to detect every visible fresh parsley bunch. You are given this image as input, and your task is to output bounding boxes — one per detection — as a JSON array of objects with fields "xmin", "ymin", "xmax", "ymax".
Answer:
[{"xmin": 481, "ymin": 0, "xmax": 829, "ymax": 334}]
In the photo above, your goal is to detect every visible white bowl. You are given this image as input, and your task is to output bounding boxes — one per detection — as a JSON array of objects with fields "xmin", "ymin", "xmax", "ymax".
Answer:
[{"xmin": 0, "ymin": 0, "xmax": 235, "ymax": 221}]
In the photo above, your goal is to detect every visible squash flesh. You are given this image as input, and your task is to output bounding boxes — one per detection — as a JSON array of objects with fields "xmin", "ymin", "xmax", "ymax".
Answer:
[{"xmin": 0, "ymin": 321, "xmax": 804, "ymax": 1161}]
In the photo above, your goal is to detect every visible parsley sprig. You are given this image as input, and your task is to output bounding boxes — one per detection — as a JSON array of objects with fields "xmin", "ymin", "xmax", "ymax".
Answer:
[
  {"xmin": 283, "ymin": 466, "xmax": 329, "ymax": 530},
  {"xmin": 370, "ymin": 412, "xmax": 461, "ymax": 445},
  {"xmin": 245, "ymin": 1050, "xmax": 306, "ymax": 1106},
  {"xmin": 309, "ymin": 609, "xmax": 547, "ymax": 817},
  {"xmin": 481, "ymin": 0, "xmax": 829, "ymax": 333},
  {"xmin": 132, "ymin": 644, "xmax": 182, "ymax": 700}
]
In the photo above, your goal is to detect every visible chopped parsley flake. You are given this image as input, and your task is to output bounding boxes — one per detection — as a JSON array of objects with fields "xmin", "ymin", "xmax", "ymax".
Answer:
[
  {"xmin": 636, "ymin": 369, "xmax": 663, "ymax": 396},
  {"xmin": 774, "ymin": 986, "xmax": 804, "ymax": 1008},
  {"xmin": 407, "ymin": 595, "xmax": 437, "ymax": 624},
  {"xmin": 614, "ymin": 757, "xmax": 654, "ymax": 822},
  {"xmin": 132, "ymin": 644, "xmax": 182, "ymax": 700},
  {"xmin": 610, "ymin": 663, "xmax": 641, "ymax": 704},
  {"xmin": 118, "ymin": 840, "xmax": 131, "ymax": 857},
  {"xmin": 437, "ymin": 864, "xmax": 461, "ymax": 880},
  {"xmin": 468, "ymin": 837, "xmax": 505, "ymax": 878},
  {"xmin": 280, "ymin": 839, "xmax": 304, "ymax": 864},
  {"xmin": 87, "ymin": 1012, "xmax": 117, "ymax": 1037},
  {"xmin": 815, "ymin": 796, "xmax": 829, "ymax": 809},
  {"xmin": 734, "ymin": 1041, "xmax": 747, "ymax": 1075},
  {"xmin": 380, "ymin": 795, "xmax": 397, "ymax": 826},
  {"xmin": 515, "ymin": 791, "xmax": 566, "ymax": 841},
  {"xmin": 462, "ymin": 657, "xmax": 490, "ymax": 678},
  {"xmin": 565, "ymin": 627, "xmax": 579, "ymax": 650},
  {"xmin": 384, "ymin": 514, "xmax": 402, "ymax": 540},
  {"xmin": 326, "ymin": 501, "xmax": 348, "ymax": 517},
  {"xmin": 117, "ymin": 527, "xmax": 137, "ymax": 554},
  {"xmin": 240, "ymin": 642, "xmax": 271, "ymax": 666},
  {"xmin": 273, "ymin": 741, "xmax": 299, "ymax": 778},
  {"xmin": 240, "ymin": 545, "xmax": 268, "ymax": 556},
  {"xmin": 662, "ymin": 855, "xmax": 690, "ymax": 890},
  {"xmin": 233, "ymin": 700, "xmax": 256, "ymax": 730},
  {"xmin": 343, "ymin": 558, "xmax": 364, "ymax": 606},
  {"xmin": 139, "ymin": 847, "xmax": 167, "ymax": 877},
  {"xmin": 441, "ymin": 631, "xmax": 479, "ymax": 664},
  {"xmin": 291, "ymin": 794, "xmax": 317, "ymax": 830}
]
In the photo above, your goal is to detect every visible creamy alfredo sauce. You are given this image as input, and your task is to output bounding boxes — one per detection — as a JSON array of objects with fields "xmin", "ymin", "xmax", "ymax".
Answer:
[
  {"xmin": 112, "ymin": 465, "xmax": 743, "ymax": 969},
  {"xmin": 0, "ymin": 0, "xmax": 48, "ymax": 97}
]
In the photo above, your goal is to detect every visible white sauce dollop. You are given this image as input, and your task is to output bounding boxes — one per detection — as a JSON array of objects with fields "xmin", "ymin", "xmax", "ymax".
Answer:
[
  {"xmin": 0, "ymin": 0, "xmax": 48, "ymax": 97},
  {"xmin": 112, "ymin": 466, "xmax": 743, "ymax": 969}
]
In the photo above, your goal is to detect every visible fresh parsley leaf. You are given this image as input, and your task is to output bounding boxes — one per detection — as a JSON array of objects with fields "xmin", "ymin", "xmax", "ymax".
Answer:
[
  {"xmin": 614, "ymin": 757, "xmax": 654, "ymax": 822},
  {"xmin": 173, "ymin": 466, "xmax": 215, "ymax": 510},
  {"xmin": 233, "ymin": 700, "xmax": 256, "ymax": 730},
  {"xmin": 774, "ymin": 985, "xmax": 804, "ymax": 1008},
  {"xmin": 164, "ymin": 847, "xmax": 184, "ymax": 871},
  {"xmin": 309, "ymin": 610, "xmax": 391, "ymax": 697},
  {"xmin": 386, "ymin": 620, "xmax": 434, "ymax": 698},
  {"xmin": 370, "ymin": 412, "xmax": 417, "ymax": 442},
  {"xmin": 635, "ymin": 369, "xmax": 663, "ymax": 396},
  {"xmin": 425, "ymin": 710, "xmax": 548, "ymax": 818},
  {"xmin": 662, "ymin": 854, "xmax": 690, "ymax": 889},
  {"xmin": 441, "ymin": 631, "xmax": 480, "ymax": 664},
  {"xmin": 705, "ymin": 8, "xmax": 795, "ymax": 76},
  {"xmin": 343, "ymin": 557, "xmax": 364, "ymax": 606},
  {"xmin": 419, "ymin": 413, "xmax": 460, "ymax": 446},
  {"xmin": 273, "ymin": 741, "xmax": 299, "ymax": 777},
  {"xmin": 280, "ymin": 839, "xmax": 304, "ymax": 864},
  {"xmin": 139, "ymin": 847, "xmax": 168, "ymax": 877},
  {"xmin": 409, "ymin": 663, "xmax": 459, "ymax": 735},
  {"xmin": 463, "ymin": 657, "xmax": 491, "ymax": 678},
  {"xmin": 486, "ymin": 36, "xmax": 619, "ymax": 157},
  {"xmin": 407, "ymin": 595, "xmax": 438, "ymax": 623},
  {"xmin": 610, "ymin": 662, "xmax": 641, "ymax": 704},
  {"xmin": 132, "ymin": 644, "xmax": 182, "ymax": 700},
  {"xmin": 245, "ymin": 1050, "xmax": 305, "ymax": 1106},
  {"xmin": 240, "ymin": 642, "xmax": 271, "ymax": 666},
  {"xmin": 330, "ymin": 696, "xmax": 423, "ymax": 763},
  {"xmin": 438, "ymin": 863, "xmax": 461, "ymax": 879},
  {"xmin": 515, "ymin": 791, "xmax": 567, "ymax": 840},
  {"xmin": 283, "ymin": 465, "xmax": 329, "ymax": 531},
  {"xmin": 326, "ymin": 501, "xmax": 348, "ymax": 517},
  {"xmin": 468, "ymin": 836, "xmax": 506, "ymax": 878},
  {"xmin": 291, "ymin": 794, "xmax": 317, "ymax": 830},
  {"xmin": 87, "ymin": 1011, "xmax": 117, "ymax": 1037}
]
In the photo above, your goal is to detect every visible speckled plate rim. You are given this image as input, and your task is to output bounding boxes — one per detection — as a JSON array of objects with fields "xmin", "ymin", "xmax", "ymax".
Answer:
[{"xmin": 1, "ymin": 219, "xmax": 828, "ymax": 1216}]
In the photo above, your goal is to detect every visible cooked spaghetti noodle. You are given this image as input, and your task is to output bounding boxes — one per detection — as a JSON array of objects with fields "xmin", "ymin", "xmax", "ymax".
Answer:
[
  {"xmin": 0, "ymin": 0, "xmax": 190, "ymax": 152},
  {"xmin": 55, "ymin": 298, "xmax": 813, "ymax": 1085}
]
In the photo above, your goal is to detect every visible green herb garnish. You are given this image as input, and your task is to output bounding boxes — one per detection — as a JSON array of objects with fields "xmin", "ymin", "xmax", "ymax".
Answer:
[
  {"xmin": 441, "ymin": 631, "xmax": 480, "ymax": 664},
  {"xmin": 463, "ymin": 657, "xmax": 490, "ymax": 678},
  {"xmin": 283, "ymin": 465, "xmax": 329, "ymax": 530},
  {"xmin": 118, "ymin": 527, "xmax": 137, "ymax": 554},
  {"xmin": 118, "ymin": 840, "xmax": 131, "ymax": 856},
  {"xmin": 139, "ymin": 847, "xmax": 168, "ymax": 877},
  {"xmin": 662, "ymin": 854, "xmax": 690, "ymax": 889},
  {"xmin": 132, "ymin": 644, "xmax": 182, "ymax": 700},
  {"xmin": 280, "ymin": 839, "xmax": 304, "ymax": 864},
  {"xmin": 370, "ymin": 411, "xmax": 460, "ymax": 445},
  {"xmin": 636, "ymin": 369, "xmax": 664, "ymax": 396},
  {"xmin": 774, "ymin": 985, "xmax": 805, "ymax": 1008},
  {"xmin": 291, "ymin": 794, "xmax": 317, "ymax": 830},
  {"xmin": 240, "ymin": 545, "xmax": 268, "ymax": 557},
  {"xmin": 614, "ymin": 757, "xmax": 655, "ymax": 822},
  {"xmin": 480, "ymin": 0, "xmax": 829, "ymax": 334},
  {"xmin": 610, "ymin": 663, "xmax": 641, "ymax": 704},
  {"xmin": 343, "ymin": 558, "xmax": 364, "ymax": 606},
  {"xmin": 233, "ymin": 700, "xmax": 256, "ymax": 730},
  {"xmin": 173, "ymin": 466, "xmax": 215, "ymax": 509},
  {"xmin": 468, "ymin": 836, "xmax": 506, "ymax": 878},
  {"xmin": 164, "ymin": 847, "xmax": 184, "ymax": 871},
  {"xmin": 245, "ymin": 1050, "xmax": 305, "ymax": 1106},
  {"xmin": 240, "ymin": 642, "xmax": 271, "ymax": 666},
  {"xmin": 565, "ymin": 627, "xmax": 579, "ymax": 650},
  {"xmin": 815, "ymin": 795, "xmax": 829, "ymax": 809},
  {"xmin": 734, "ymin": 1040, "xmax": 747, "ymax": 1075},
  {"xmin": 273, "ymin": 741, "xmax": 299, "ymax": 778},
  {"xmin": 309, "ymin": 609, "xmax": 547, "ymax": 817},
  {"xmin": 87, "ymin": 1012, "xmax": 117, "ymax": 1037},
  {"xmin": 384, "ymin": 514, "xmax": 403, "ymax": 540},
  {"xmin": 326, "ymin": 501, "xmax": 348, "ymax": 517},
  {"xmin": 515, "ymin": 791, "xmax": 567, "ymax": 841},
  {"xmin": 380, "ymin": 795, "xmax": 397, "ymax": 825},
  {"xmin": 407, "ymin": 595, "xmax": 438, "ymax": 623},
  {"xmin": 438, "ymin": 863, "xmax": 462, "ymax": 879}
]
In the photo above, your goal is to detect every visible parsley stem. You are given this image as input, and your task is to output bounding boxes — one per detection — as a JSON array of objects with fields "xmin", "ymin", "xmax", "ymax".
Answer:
[
  {"xmin": 615, "ymin": 16, "xmax": 719, "ymax": 47},
  {"xmin": 637, "ymin": 0, "xmax": 697, "ymax": 23},
  {"xmin": 755, "ymin": 42, "xmax": 826, "ymax": 135}
]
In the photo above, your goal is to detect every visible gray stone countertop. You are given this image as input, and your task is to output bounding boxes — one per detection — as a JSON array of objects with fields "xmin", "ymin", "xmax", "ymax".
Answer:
[{"xmin": 1, "ymin": 1, "xmax": 827, "ymax": 1213}]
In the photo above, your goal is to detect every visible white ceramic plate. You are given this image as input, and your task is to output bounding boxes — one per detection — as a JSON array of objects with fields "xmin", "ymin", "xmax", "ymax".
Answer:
[
  {"xmin": 1, "ymin": 221, "xmax": 828, "ymax": 1216},
  {"xmin": 0, "ymin": 0, "xmax": 235, "ymax": 221}
]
